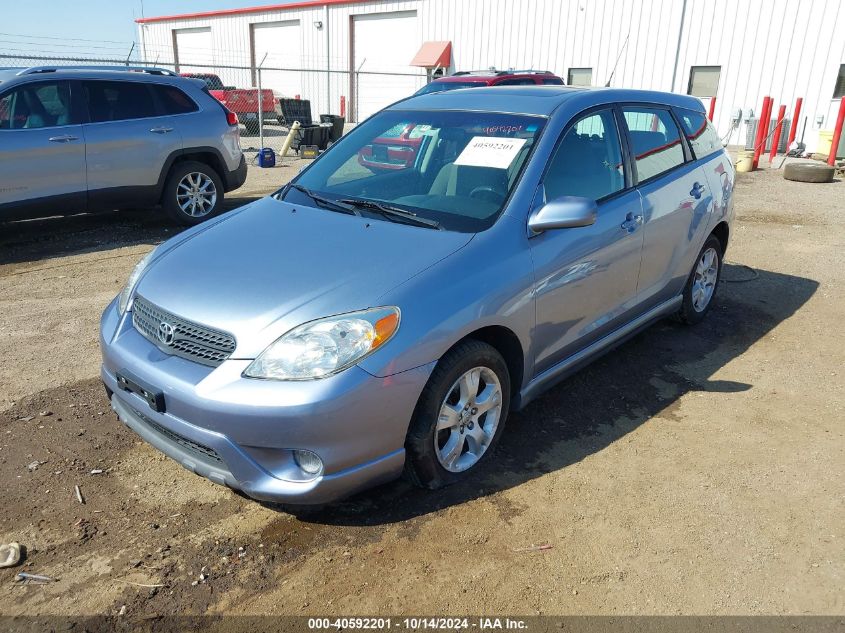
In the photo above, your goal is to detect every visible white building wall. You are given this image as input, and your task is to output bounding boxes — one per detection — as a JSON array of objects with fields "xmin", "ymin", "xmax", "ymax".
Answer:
[{"xmin": 138, "ymin": 0, "xmax": 845, "ymax": 151}]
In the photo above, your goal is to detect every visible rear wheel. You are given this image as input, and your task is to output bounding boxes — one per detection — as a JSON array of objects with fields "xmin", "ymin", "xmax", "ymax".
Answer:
[
  {"xmin": 677, "ymin": 234, "xmax": 723, "ymax": 325},
  {"xmin": 161, "ymin": 161, "xmax": 224, "ymax": 226},
  {"xmin": 404, "ymin": 340, "xmax": 510, "ymax": 489}
]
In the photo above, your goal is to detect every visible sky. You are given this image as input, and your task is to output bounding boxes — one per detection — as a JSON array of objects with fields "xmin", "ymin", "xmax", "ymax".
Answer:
[{"xmin": 1, "ymin": 0, "xmax": 297, "ymax": 58}]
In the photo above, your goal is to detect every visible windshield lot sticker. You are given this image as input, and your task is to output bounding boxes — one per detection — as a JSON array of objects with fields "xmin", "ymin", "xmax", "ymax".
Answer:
[{"xmin": 454, "ymin": 136, "xmax": 527, "ymax": 169}]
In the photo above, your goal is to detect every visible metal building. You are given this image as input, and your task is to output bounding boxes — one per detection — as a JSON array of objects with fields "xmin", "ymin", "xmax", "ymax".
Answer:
[{"xmin": 137, "ymin": 0, "xmax": 845, "ymax": 152}]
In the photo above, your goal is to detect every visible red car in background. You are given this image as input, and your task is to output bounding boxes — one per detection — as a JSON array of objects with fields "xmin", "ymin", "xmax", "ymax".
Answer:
[
  {"xmin": 181, "ymin": 73, "xmax": 276, "ymax": 131},
  {"xmin": 413, "ymin": 69, "xmax": 565, "ymax": 95}
]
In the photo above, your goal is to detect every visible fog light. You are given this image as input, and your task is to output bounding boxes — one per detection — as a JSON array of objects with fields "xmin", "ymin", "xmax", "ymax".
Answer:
[{"xmin": 293, "ymin": 449, "xmax": 323, "ymax": 476}]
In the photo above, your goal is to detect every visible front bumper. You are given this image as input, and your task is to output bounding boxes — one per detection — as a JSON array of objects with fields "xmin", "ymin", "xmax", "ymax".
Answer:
[{"xmin": 100, "ymin": 299, "xmax": 433, "ymax": 504}]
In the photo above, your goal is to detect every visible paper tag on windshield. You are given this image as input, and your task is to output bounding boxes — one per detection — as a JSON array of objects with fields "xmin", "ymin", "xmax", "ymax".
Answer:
[{"xmin": 454, "ymin": 136, "xmax": 527, "ymax": 169}]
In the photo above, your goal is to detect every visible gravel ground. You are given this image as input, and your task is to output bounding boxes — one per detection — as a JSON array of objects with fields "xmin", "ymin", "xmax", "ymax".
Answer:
[{"xmin": 0, "ymin": 158, "xmax": 842, "ymax": 617}]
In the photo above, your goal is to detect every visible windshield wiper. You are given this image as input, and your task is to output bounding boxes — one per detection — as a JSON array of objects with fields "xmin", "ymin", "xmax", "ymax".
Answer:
[
  {"xmin": 285, "ymin": 183, "xmax": 361, "ymax": 216},
  {"xmin": 338, "ymin": 198, "xmax": 441, "ymax": 230}
]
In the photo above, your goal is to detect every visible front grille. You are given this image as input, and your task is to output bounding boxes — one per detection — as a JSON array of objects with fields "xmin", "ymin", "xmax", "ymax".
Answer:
[
  {"xmin": 132, "ymin": 296, "xmax": 236, "ymax": 367},
  {"xmin": 132, "ymin": 406, "xmax": 224, "ymax": 465}
]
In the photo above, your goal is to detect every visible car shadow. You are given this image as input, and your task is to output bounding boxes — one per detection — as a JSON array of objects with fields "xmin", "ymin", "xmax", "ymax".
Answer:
[
  {"xmin": 0, "ymin": 197, "xmax": 263, "ymax": 268},
  {"xmin": 280, "ymin": 264, "xmax": 818, "ymax": 526}
]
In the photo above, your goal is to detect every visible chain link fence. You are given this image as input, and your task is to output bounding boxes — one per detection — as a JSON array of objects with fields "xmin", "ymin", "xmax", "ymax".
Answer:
[{"xmin": 1, "ymin": 52, "xmax": 426, "ymax": 147}]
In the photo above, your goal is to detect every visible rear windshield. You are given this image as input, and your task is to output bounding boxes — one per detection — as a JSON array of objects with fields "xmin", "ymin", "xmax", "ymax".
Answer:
[
  {"xmin": 284, "ymin": 109, "xmax": 546, "ymax": 232},
  {"xmin": 414, "ymin": 80, "xmax": 484, "ymax": 95}
]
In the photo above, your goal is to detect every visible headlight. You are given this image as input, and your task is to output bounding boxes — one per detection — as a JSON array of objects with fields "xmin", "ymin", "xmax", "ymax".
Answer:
[
  {"xmin": 118, "ymin": 249, "xmax": 156, "ymax": 314},
  {"xmin": 244, "ymin": 307, "xmax": 400, "ymax": 380}
]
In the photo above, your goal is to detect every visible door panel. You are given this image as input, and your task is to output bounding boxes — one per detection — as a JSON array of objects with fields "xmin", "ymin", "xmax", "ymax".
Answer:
[
  {"xmin": 622, "ymin": 106, "xmax": 714, "ymax": 308},
  {"xmin": 0, "ymin": 80, "xmax": 86, "ymax": 215},
  {"xmin": 529, "ymin": 108, "xmax": 644, "ymax": 375},
  {"xmin": 80, "ymin": 80, "xmax": 182, "ymax": 205},
  {"xmin": 530, "ymin": 189, "xmax": 645, "ymax": 374},
  {"xmin": 636, "ymin": 162, "xmax": 714, "ymax": 307}
]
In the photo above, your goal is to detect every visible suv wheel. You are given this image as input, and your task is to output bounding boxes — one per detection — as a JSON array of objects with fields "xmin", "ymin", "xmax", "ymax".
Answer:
[
  {"xmin": 677, "ymin": 234, "xmax": 723, "ymax": 324},
  {"xmin": 162, "ymin": 161, "xmax": 224, "ymax": 226},
  {"xmin": 404, "ymin": 340, "xmax": 510, "ymax": 489}
]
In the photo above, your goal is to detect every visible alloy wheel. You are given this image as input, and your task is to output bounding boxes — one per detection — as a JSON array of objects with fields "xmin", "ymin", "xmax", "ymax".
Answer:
[
  {"xmin": 692, "ymin": 246, "xmax": 718, "ymax": 312},
  {"xmin": 177, "ymin": 172, "xmax": 218, "ymax": 218},
  {"xmin": 435, "ymin": 366, "xmax": 503, "ymax": 473}
]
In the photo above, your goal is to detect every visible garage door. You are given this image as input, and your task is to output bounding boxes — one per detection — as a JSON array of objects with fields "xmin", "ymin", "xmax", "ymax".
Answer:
[
  {"xmin": 174, "ymin": 27, "xmax": 214, "ymax": 74},
  {"xmin": 353, "ymin": 11, "xmax": 422, "ymax": 121},
  {"xmin": 252, "ymin": 21, "xmax": 301, "ymax": 97}
]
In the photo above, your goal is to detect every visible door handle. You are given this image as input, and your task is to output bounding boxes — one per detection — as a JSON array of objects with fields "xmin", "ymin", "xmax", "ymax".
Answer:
[
  {"xmin": 150, "ymin": 127, "xmax": 174, "ymax": 134},
  {"xmin": 621, "ymin": 212, "xmax": 643, "ymax": 233},
  {"xmin": 48, "ymin": 135, "xmax": 78, "ymax": 143},
  {"xmin": 690, "ymin": 182, "xmax": 707, "ymax": 199}
]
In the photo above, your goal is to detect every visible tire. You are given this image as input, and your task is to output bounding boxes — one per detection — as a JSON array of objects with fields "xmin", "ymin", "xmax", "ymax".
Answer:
[
  {"xmin": 161, "ymin": 161, "xmax": 224, "ymax": 226},
  {"xmin": 677, "ymin": 234, "xmax": 723, "ymax": 325},
  {"xmin": 783, "ymin": 162, "xmax": 835, "ymax": 183},
  {"xmin": 404, "ymin": 340, "xmax": 510, "ymax": 489}
]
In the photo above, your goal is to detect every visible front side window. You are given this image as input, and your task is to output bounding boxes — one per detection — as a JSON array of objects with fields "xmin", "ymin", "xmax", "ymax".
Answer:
[
  {"xmin": 544, "ymin": 109, "xmax": 624, "ymax": 202},
  {"xmin": 0, "ymin": 81, "xmax": 73, "ymax": 130},
  {"xmin": 623, "ymin": 107, "xmax": 685, "ymax": 182},
  {"xmin": 285, "ymin": 109, "xmax": 546, "ymax": 232},
  {"xmin": 676, "ymin": 108, "xmax": 721, "ymax": 159},
  {"xmin": 83, "ymin": 81, "xmax": 157, "ymax": 123}
]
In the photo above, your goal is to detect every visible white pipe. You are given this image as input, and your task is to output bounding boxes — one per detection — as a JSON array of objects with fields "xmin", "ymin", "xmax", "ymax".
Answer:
[{"xmin": 280, "ymin": 120, "xmax": 301, "ymax": 158}]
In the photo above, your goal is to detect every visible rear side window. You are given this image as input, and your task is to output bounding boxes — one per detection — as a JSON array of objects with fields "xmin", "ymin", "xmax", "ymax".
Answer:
[
  {"xmin": 154, "ymin": 85, "xmax": 198, "ymax": 114},
  {"xmin": 83, "ymin": 81, "xmax": 157, "ymax": 123},
  {"xmin": 0, "ymin": 81, "xmax": 74, "ymax": 129},
  {"xmin": 676, "ymin": 109, "xmax": 721, "ymax": 159},
  {"xmin": 495, "ymin": 78, "xmax": 535, "ymax": 86},
  {"xmin": 544, "ymin": 109, "xmax": 625, "ymax": 201},
  {"xmin": 542, "ymin": 77, "xmax": 564, "ymax": 85},
  {"xmin": 622, "ymin": 107, "xmax": 685, "ymax": 182}
]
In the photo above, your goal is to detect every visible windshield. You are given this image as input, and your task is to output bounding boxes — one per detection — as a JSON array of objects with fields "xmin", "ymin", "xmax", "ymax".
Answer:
[
  {"xmin": 414, "ymin": 81, "xmax": 485, "ymax": 95},
  {"xmin": 285, "ymin": 109, "xmax": 545, "ymax": 232}
]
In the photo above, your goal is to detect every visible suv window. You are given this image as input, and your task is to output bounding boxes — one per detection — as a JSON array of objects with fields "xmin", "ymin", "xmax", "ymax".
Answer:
[
  {"xmin": 542, "ymin": 77, "xmax": 564, "ymax": 85},
  {"xmin": 676, "ymin": 108, "xmax": 721, "ymax": 159},
  {"xmin": 0, "ymin": 81, "xmax": 74, "ymax": 130},
  {"xmin": 623, "ymin": 107, "xmax": 685, "ymax": 182},
  {"xmin": 495, "ymin": 78, "xmax": 536, "ymax": 86},
  {"xmin": 154, "ymin": 85, "xmax": 198, "ymax": 115},
  {"xmin": 544, "ymin": 109, "xmax": 624, "ymax": 201},
  {"xmin": 83, "ymin": 81, "xmax": 157, "ymax": 123}
]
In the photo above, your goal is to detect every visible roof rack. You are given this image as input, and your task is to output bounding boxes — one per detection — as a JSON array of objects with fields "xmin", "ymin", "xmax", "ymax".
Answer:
[
  {"xmin": 451, "ymin": 68, "xmax": 554, "ymax": 77},
  {"xmin": 16, "ymin": 65, "xmax": 177, "ymax": 77}
]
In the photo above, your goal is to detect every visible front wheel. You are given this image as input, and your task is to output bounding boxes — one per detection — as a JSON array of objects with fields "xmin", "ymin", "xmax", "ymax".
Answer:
[
  {"xmin": 677, "ymin": 234, "xmax": 723, "ymax": 325},
  {"xmin": 404, "ymin": 340, "xmax": 510, "ymax": 489},
  {"xmin": 161, "ymin": 161, "xmax": 224, "ymax": 226}
]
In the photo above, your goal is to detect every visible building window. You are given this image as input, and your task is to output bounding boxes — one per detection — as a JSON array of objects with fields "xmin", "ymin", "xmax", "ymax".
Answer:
[
  {"xmin": 688, "ymin": 66, "xmax": 720, "ymax": 97},
  {"xmin": 567, "ymin": 68, "xmax": 592, "ymax": 87},
  {"xmin": 834, "ymin": 64, "xmax": 845, "ymax": 99}
]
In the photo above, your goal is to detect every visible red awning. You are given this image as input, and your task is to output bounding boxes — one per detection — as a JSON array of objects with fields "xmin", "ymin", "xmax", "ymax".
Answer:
[{"xmin": 410, "ymin": 41, "xmax": 452, "ymax": 69}]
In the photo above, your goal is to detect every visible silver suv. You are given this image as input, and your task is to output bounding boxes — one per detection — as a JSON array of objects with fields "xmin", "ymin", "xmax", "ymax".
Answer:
[{"xmin": 0, "ymin": 66, "xmax": 246, "ymax": 225}]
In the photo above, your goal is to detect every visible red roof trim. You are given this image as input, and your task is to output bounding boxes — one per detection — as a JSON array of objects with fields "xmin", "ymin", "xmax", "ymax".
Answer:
[{"xmin": 136, "ymin": 0, "xmax": 373, "ymax": 24}]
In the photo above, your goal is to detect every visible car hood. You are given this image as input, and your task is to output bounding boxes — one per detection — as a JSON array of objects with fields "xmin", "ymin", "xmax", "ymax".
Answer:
[{"xmin": 134, "ymin": 197, "xmax": 473, "ymax": 359}]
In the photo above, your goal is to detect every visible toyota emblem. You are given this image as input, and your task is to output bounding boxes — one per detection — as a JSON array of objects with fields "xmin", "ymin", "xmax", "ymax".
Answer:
[{"xmin": 157, "ymin": 321, "xmax": 175, "ymax": 345}]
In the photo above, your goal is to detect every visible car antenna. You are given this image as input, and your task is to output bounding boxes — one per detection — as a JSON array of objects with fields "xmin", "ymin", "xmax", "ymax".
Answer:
[{"xmin": 605, "ymin": 31, "xmax": 630, "ymax": 87}]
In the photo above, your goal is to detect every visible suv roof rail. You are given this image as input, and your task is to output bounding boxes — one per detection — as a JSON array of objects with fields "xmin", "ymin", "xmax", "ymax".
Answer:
[
  {"xmin": 508, "ymin": 69, "xmax": 554, "ymax": 75},
  {"xmin": 450, "ymin": 68, "xmax": 555, "ymax": 77},
  {"xmin": 16, "ymin": 65, "xmax": 177, "ymax": 77}
]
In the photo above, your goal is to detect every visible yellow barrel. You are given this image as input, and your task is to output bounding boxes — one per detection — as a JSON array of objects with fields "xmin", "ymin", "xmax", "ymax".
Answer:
[
  {"xmin": 735, "ymin": 150, "xmax": 754, "ymax": 172},
  {"xmin": 817, "ymin": 130, "xmax": 833, "ymax": 156}
]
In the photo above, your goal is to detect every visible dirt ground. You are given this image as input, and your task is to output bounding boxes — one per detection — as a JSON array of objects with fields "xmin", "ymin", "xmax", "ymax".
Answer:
[{"xmin": 0, "ymin": 157, "xmax": 842, "ymax": 617}]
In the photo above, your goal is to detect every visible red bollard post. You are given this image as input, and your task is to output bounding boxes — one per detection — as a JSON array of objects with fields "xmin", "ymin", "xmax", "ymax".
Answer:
[
  {"xmin": 752, "ymin": 96, "xmax": 772, "ymax": 170},
  {"xmin": 828, "ymin": 97, "xmax": 845, "ymax": 166},
  {"xmin": 787, "ymin": 97, "xmax": 803, "ymax": 147},
  {"xmin": 707, "ymin": 96, "xmax": 717, "ymax": 122},
  {"xmin": 340, "ymin": 95, "xmax": 346, "ymax": 118},
  {"xmin": 770, "ymin": 104, "xmax": 786, "ymax": 162}
]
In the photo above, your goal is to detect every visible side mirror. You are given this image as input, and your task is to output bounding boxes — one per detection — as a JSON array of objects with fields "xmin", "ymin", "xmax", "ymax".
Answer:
[{"xmin": 528, "ymin": 195, "xmax": 598, "ymax": 233}]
